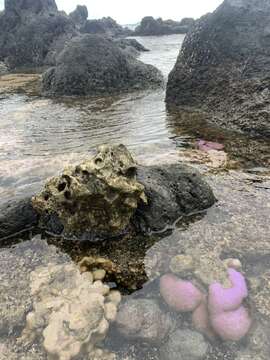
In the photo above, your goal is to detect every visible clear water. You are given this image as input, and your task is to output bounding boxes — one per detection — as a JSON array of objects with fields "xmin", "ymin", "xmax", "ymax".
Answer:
[{"xmin": 0, "ymin": 34, "xmax": 269, "ymax": 359}]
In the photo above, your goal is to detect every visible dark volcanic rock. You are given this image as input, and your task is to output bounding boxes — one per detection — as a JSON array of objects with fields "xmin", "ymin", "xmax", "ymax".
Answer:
[
  {"xmin": 69, "ymin": 5, "xmax": 88, "ymax": 28},
  {"xmin": 134, "ymin": 16, "xmax": 194, "ymax": 36},
  {"xmin": 135, "ymin": 164, "xmax": 216, "ymax": 232},
  {"xmin": 0, "ymin": 0, "xmax": 76, "ymax": 69},
  {"xmin": 0, "ymin": 198, "xmax": 38, "ymax": 240},
  {"xmin": 166, "ymin": 0, "xmax": 270, "ymax": 137},
  {"xmin": 81, "ymin": 17, "xmax": 132, "ymax": 37},
  {"xmin": 42, "ymin": 34, "xmax": 164, "ymax": 96}
]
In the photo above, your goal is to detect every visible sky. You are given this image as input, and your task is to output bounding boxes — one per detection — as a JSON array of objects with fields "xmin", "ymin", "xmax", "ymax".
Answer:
[{"xmin": 0, "ymin": 0, "xmax": 223, "ymax": 24}]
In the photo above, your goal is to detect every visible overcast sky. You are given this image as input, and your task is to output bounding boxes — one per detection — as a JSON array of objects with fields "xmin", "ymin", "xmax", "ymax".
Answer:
[{"xmin": 0, "ymin": 0, "xmax": 223, "ymax": 24}]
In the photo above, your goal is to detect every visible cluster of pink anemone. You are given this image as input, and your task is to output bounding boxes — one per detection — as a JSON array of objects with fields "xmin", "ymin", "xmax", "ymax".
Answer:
[{"xmin": 160, "ymin": 269, "xmax": 252, "ymax": 341}]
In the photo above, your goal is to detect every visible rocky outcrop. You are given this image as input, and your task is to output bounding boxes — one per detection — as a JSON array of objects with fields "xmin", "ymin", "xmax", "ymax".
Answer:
[
  {"xmin": 0, "ymin": 0, "xmax": 76, "ymax": 69},
  {"xmin": 134, "ymin": 16, "xmax": 195, "ymax": 36},
  {"xmin": 32, "ymin": 144, "xmax": 147, "ymax": 239},
  {"xmin": 0, "ymin": 145, "xmax": 215, "ymax": 241},
  {"xmin": 166, "ymin": 0, "xmax": 270, "ymax": 137},
  {"xmin": 81, "ymin": 17, "xmax": 133, "ymax": 37},
  {"xmin": 69, "ymin": 5, "xmax": 88, "ymax": 28},
  {"xmin": 42, "ymin": 34, "xmax": 164, "ymax": 96}
]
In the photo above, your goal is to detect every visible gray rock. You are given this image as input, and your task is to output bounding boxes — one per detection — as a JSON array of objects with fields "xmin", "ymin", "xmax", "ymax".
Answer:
[
  {"xmin": 42, "ymin": 34, "xmax": 164, "ymax": 96},
  {"xmin": 135, "ymin": 163, "xmax": 216, "ymax": 232},
  {"xmin": 115, "ymin": 38, "xmax": 149, "ymax": 58},
  {"xmin": 81, "ymin": 17, "xmax": 132, "ymax": 37},
  {"xmin": 134, "ymin": 16, "xmax": 194, "ymax": 36},
  {"xmin": 69, "ymin": 5, "xmax": 88, "ymax": 28},
  {"xmin": 115, "ymin": 299, "xmax": 175, "ymax": 344},
  {"xmin": 166, "ymin": 0, "xmax": 270, "ymax": 137},
  {"xmin": 0, "ymin": 0, "xmax": 76, "ymax": 69},
  {"xmin": 160, "ymin": 329, "xmax": 209, "ymax": 360}
]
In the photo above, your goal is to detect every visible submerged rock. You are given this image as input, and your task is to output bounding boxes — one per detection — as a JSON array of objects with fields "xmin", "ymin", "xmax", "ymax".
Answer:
[
  {"xmin": 0, "ymin": 238, "xmax": 69, "ymax": 336},
  {"xmin": 32, "ymin": 144, "xmax": 147, "ymax": 239},
  {"xmin": 115, "ymin": 298, "xmax": 175, "ymax": 344},
  {"xmin": 166, "ymin": 0, "xmax": 270, "ymax": 137},
  {"xmin": 159, "ymin": 329, "xmax": 209, "ymax": 360},
  {"xmin": 22, "ymin": 262, "xmax": 119, "ymax": 360},
  {"xmin": 42, "ymin": 34, "xmax": 163, "ymax": 96}
]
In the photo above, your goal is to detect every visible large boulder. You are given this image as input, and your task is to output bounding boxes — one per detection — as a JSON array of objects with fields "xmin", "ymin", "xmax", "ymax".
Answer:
[
  {"xmin": 134, "ymin": 16, "xmax": 194, "ymax": 36},
  {"xmin": 166, "ymin": 0, "xmax": 270, "ymax": 137},
  {"xmin": 0, "ymin": 0, "xmax": 76, "ymax": 69},
  {"xmin": 42, "ymin": 34, "xmax": 164, "ymax": 96}
]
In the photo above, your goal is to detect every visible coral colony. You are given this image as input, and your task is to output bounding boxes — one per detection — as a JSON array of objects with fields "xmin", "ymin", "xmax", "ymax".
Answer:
[{"xmin": 160, "ymin": 269, "xmax": 252, "ymax": 341}]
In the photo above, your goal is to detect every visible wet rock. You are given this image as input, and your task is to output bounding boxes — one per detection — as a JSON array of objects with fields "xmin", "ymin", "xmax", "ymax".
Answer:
[
  {"xmin": 115, "ymin": 299, "xmax": 175, "ymax": 344},
  {"xmin": 159, "ymin": 329, "xmax": 209, "ymax": 360},
  {"xmin": 0, "ymin": 237, "xmax": 69, "ymax": 336},
  {"xmin": 0, "ymin": 198, "xmax": 38, "ymax": 240},
  {"xmin": 135, "ymin": 163, "xmax": 216, "ymax": 232},
  {"xmin": 166, "ymin": 0, "xmax": 270, "ymax": 137},
  {"xmin": 0, "ymin": 0, "xmax": 76, "ymax": 69},
  {"xmin": 32, "ymin": 144, "xmax": 147, "ymax": 239},
  {"xmin": 134, "ymin": 16, "xmax": 194, "ymax": 36},
  {"xmin": 69, "ymin": 5, "xmax": 88, "ymax": 28},
  {"xmin": 21, "ymin": 262, "xmax": 119, "ymax": 359},
  {"xmin": 42, "ymin": 34, "xmax": 163, "ymax": 96}
]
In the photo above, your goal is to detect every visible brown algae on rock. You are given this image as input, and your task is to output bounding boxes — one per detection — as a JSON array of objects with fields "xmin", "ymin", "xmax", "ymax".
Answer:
[{"xmin": 32, "ymin": 144, "xmax": 147, "ymax": 238}]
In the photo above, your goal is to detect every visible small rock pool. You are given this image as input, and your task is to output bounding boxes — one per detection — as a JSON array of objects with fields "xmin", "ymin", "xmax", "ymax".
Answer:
[{"xmin": 0, "ymin": 34, "xmax": 269, "ymax": 359}]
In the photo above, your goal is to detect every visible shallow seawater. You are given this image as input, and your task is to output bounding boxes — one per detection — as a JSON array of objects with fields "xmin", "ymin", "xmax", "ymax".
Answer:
[{"xmin": 0, "ymin": 34, "xmax": 270, "ymax": 359}]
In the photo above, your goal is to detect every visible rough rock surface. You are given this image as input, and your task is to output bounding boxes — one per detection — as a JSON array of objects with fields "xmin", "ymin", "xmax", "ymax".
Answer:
[
  {"xmin": 69, "ymin": 5, "xmax": 88, "ymax": 28},
  {"xmin": 159, "ymin": 329, "xmax": 209, "ymax": 360},
  {"xmin": 115, "ymin": 299, "xmax": 175, "ymax": 344},
  {"xmin": 134, "ymin": 16, "xmax": 194, "ymax": 36},
  {"xmin": 0, "ymin": 0, "xmax": 76, "ymax": 69},
  {"xmin": 32, "ymin": 144, "xmax": 147, "ymax": 239},
  {"xmin": 135, "ymin": 163, "xmax": 216, "ymax": 232},
  {"xmin": 42, "ymin": 34, "xmax": 163, "ymax": 96},
  {"xmin": 81, "ymin": 17, "xmax": 132, "ymax": 37},
  {"xmin": 0, "ymin": 198, "xmax": 38, "ymax": 240},
  {"xmin": 166, "ymin": 0, "xmax": 270, "ymax": 137},
  {"xmin": 22, "ymin": 262, "xmax": 119, "ymax": 360}
]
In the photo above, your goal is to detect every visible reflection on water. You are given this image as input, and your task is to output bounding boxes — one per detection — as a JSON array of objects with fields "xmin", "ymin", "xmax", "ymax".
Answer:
[{"xmin": 0, "ymin": 34, "xmax": 270, "ymax": 360}]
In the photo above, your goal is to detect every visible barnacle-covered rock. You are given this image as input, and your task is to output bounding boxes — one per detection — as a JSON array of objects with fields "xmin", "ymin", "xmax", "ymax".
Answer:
[{"xmin": 32, "ymin": 144, "xmax": 146, "ymax": 239}]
